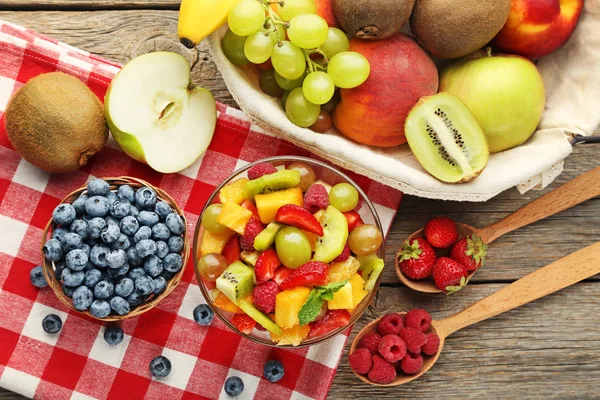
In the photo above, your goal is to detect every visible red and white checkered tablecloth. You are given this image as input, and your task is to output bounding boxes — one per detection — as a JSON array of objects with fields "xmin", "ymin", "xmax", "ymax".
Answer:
[{"xmin": 0, "ymin": 20, "xmax": 403, "ymax": 400}]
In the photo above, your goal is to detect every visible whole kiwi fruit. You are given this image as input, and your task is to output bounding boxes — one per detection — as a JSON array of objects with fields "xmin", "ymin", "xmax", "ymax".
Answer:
[
  {"xmin": 333, "ymin": 0, "xmax": 416, "ymax": 40},
  {"xmin": 410, "ymin": 0, "xmax": 511, "ymax": 59},
  {"xmin": 5, "ymin": 72, "xmax": 108, "ymax": 173}
]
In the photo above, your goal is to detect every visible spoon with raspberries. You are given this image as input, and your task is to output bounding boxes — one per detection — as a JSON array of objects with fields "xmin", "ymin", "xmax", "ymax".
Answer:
[{"xmin": 396, "ymin": 166, "xmax": 600, "ymax": 294}]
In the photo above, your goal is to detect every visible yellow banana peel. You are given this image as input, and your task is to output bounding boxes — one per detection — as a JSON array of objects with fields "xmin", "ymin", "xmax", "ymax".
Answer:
[{"xmin": 178, "ymin": 0, "xmax": 239, "ymax": 48}]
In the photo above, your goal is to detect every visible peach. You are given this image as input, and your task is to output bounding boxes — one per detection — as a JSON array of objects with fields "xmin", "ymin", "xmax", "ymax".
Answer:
[{"xmin": 315, "ymin": 0, "xmax": 339, "ymax": 27}]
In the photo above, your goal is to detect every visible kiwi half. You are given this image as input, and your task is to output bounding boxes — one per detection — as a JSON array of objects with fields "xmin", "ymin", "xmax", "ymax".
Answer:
[{"xmin": 405, "ymin": 93, "xmax": 489, "ymax": 183}]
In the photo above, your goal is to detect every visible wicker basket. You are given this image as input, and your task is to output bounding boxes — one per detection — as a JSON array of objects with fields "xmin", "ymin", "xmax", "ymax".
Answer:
[{"xmin": 41, "ymin": 176, "xmax": 190, "ymax": 322}]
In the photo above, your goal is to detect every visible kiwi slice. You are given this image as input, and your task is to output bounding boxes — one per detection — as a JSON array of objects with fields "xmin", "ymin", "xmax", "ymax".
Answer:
[
  {"xmin": 357, "ymin": 254, "xmax": 385, "ymax": 291},
  {"xmin": 405, "ymin": 93, "xmax": 489, "ymax": 183},
  {"xmin": 243, "ymin": 170, "xmax": 301, "ymax": 199},
  {"xmin": 254, "ymin": 222, "xmax": 283, "ymax": 251},
  {"xmin": 314, "ymin": 206, "xmax": 349, "ymax": 263},
  {"xmin": 216, "ymin": 262, "xmax": 255, "ymax": 305},
  {"xmin": 238, "ymin": 299, "xmax": 283, "ymax": 336}
]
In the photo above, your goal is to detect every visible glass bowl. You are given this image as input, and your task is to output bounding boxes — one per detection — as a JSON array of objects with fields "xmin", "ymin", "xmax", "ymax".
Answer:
[{"xmin": 192, "ymin": 156, "xmax": 384, "ymax": 347}]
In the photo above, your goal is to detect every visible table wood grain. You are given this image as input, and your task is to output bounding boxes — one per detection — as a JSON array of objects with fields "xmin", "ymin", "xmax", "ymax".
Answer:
[{"xmin": 0, "ymin": 4, "xmax": 599, "ymax": 399}]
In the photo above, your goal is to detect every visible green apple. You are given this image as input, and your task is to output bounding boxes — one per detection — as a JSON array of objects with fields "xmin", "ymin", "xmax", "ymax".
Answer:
[
  {"xmin": 440, "ymin": 52, "xmax": 546, "ymax": 153},
  {"xmin": 105, "ymin": 52, "xmax": 216, "ymax": 173}
]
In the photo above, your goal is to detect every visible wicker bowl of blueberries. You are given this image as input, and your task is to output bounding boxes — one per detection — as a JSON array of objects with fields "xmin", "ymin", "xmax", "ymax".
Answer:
[{"xmin": 41, "ymin": 177, "xmax": 189, "ymax": 321}]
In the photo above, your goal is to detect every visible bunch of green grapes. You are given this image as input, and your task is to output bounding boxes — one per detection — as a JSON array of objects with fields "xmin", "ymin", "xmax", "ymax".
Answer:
[{"xmin": 222, "ymin": 0, "xmax": 370, "ymax": 130}]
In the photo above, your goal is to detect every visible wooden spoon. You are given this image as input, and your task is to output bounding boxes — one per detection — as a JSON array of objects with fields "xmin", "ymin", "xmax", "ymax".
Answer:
[
  {"xmin": 353, "ymin": 241, "xmax": 600, "ymax": 386},
  {"xmin": 396, "ymin": 166, "xmax": 600, "ymax": 293}
]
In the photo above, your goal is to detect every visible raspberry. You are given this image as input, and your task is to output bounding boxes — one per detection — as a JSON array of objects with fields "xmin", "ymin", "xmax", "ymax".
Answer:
[
  {"xmin": 377, "ymin": 334, "xmax": 407, "ymax": 363},
  {"xmin": 348, "ymin": 348, "xmax": 373, "ymax": 375},
  {"xmin": 358, "ymin": 331, "xmax": 381, "ymax": 354},
  {"xmin": 304, "ymin": 184, "xmax": 329, "ymax": 213},
  {"xmin": 403, "ymin": 309, "xmax": 432, "ymax": 333},
  {"xmin": 252, "ymin": 281, "xmax": 280, "ymax": 314},
  {"xmin": 422, "ymin": 333, "xmax": 440, "ymax": 356},
  {"xmin": 248, "ymin": 162, "xmax": 277, "ymax": 180},
  {"xmin": 377, "ymin": 313, "xmax": 404, "ymax": 336},
  {"xmin": 368, "ymin": 355, "xmax": 396, "ymax": 384},
  {"xmin": 399, "ymin": 327, "xmax": 427, "ymax": 353},
  {"xmin": 400, "ymin": 352, "xmax": 423, "ymax": 375},
  {"xmin": 333, "ymin": 243, "xmax": 351, "ymax": 262},
  {"xmin": 240, "ymin": 217, "xmax": 263, "ymax": 251}
]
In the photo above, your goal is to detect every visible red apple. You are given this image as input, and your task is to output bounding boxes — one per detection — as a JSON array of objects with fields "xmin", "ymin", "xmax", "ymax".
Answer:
[
  {"xmin": 315, "ymin": 0, "xmax": 339, "ymax": 27},
  {"xmin": 495, "ymin": 0, "xmax": 584, "ymax": 60}
]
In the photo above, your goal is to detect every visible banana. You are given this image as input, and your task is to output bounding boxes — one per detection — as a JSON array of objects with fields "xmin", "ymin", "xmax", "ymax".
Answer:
[{"xmin": 178, "ymin": 0, "xmax": 239, "ymax": 48}]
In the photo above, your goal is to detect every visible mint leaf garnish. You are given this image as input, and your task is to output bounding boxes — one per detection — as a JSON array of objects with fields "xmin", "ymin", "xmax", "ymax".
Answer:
[{"xmin": 297, "ymin": 280, "xmax": 350, "ymax": 325}]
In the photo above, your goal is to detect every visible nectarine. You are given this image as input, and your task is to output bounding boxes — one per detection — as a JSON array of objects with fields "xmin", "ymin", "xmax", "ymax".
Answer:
[{"xmin": 315, "ymin": 0, "xmax": 339, "ymax": 27}]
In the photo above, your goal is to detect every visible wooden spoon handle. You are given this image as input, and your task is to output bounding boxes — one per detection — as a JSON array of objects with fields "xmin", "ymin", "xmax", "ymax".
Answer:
[
  {"xmin": 476, "ymin": 167, "xmax": 600, "ymax": 244},
  {"xmin": 436, "ymin": 241, "xmax": 600, "ymax": 338}
]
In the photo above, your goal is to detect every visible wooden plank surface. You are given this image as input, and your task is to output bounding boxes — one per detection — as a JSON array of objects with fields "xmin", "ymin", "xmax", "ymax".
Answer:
[{"xmin": 0, "ymin": 7, "xmax": 599, "ymax": 400}]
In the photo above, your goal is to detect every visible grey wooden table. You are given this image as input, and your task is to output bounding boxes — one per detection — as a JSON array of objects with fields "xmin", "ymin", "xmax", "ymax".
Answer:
[{"xmin": 1, "ymin": 1, "xmax": 599, "ymax": 399}]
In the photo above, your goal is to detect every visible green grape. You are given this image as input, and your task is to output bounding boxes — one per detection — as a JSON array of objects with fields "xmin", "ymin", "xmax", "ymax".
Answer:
[
  {"xmin": 275, "ymin": 226, "xmax": 312, "ymax": 269},
  {"xmin": 329, "ymin": 183, "xmax": 359, "ymax": 212},
  {"xmin": 281, "ymin": 91, "xmax": 290, "ymax": 108},
  {"xmin": 285, "ymin": 87, "xmax": 320, "ymax": 128},
  {"xmin": 259, "ymin": 69, "xmax": 284, "ymax": 97},
  {"xmin": 276, "ymin": 0, "xmax": 316, "ymax": 21},
  {"xmin": 348, "ymin": 224, "xmax": 383, "ymax": 256},
  {"xmin": 222, "ymin": 29, "xmax": 249, "ymax": 67},
  {"xmin": 302, "ymin": 71, "xmax": 334, "ymax": 105},
  {"xmin": 261, "ymin": 21, "xmax": 286, "ymax": 44},
  {"xmin": 244, "ymin": 32, "xmax": 274, "ymax": 64},
  {"xmin": 327, "ymin": 51, "xmax": 370, "ymax": 89},
  {"xmin": 271, "ymin": 41, "xmax": 307, "ymax": 80},
  {"xmin": 198, "ymin": 253, "xmax": 228, "ymax": 282},
  {"xmin": 275, "ymin": 71, "xmax": 305, "ymax": 91},
  {"xmin": 320, "ymin": 27, "xmax": 349, "ymax": 60},
  {"xmin": 201, "ymin": 204, "xmax": 227, "ymax": 233},
  {"xmin": 228, "ymin": 0, "xmax": 266, "ymax": 37},
  {"xmin": 288, "ymin": 14, "xmax": 329, "ymax": 49}
]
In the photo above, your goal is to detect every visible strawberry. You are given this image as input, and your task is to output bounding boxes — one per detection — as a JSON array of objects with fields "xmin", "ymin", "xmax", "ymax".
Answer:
[
  {"xmin": 279, "ymin": 261, "xmax": 328, "ymax": 290},
  {"xmin": 343, "ymin": 210, "xmax": 363, "ymax": 232},
  {"xmin": 241, "ymin": 199, "xmax": 260, "ymax": 220},
  {"xmin": 308, "ymin": 310, "xmax": 351, "ymax": 338},
  {"xmin": 432, "ymin": 257, "xmax": 468, "ymax": 293},
  {"xmin": 275, "ymin": 204, "xmax": 324, "ymax": 236},
  {"xmin": 254, "ymin": 248, "xmax": 281, "ymax": 283},
  {"xmin": 272, "ymin": 266, "xmax": 294, "ymax": 286},
  {"xmin": 397, "ymin": 238, "xmax": 436, "ymax": 280},
  {"xmin": 231, "ymin": 314, "xmax": 256, "ymax": 334},
  {"xmin": 424, "ymin": 217, "xmax": 458, "ymax": 249},
  {"xmin": 450, "ymin": 234, "xmax": 487, "ymax": 272},
  {"xmin": 222, "ymin": 235, "xmax": 241, "ymax": 265}
]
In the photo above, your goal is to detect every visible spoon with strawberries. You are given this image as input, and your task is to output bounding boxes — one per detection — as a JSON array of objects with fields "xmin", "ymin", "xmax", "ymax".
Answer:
[{"xmin": 396, "ymin": 166, "xmax": 600, "ymax": 294}]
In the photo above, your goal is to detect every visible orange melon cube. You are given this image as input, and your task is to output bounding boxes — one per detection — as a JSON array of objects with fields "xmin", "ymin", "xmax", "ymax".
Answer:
[
  {"xmin": 255, "ymin": 187, "xmax": 303, "ymax": 224},
  {"xmin": 216, "ymin": 201, "xmax": 253, "ymax": 234}
]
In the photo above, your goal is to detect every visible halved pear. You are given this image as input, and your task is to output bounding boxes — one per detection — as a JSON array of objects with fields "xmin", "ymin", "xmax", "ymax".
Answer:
[{"xmin": 105, "ymin": 52, "xmax": 216, "ymax": 173}]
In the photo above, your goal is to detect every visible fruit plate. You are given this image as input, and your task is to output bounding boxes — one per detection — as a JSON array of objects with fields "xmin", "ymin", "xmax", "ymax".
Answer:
[{"xmin": 206, "ymin": 25, "xmax": 585, "ymax": 202}]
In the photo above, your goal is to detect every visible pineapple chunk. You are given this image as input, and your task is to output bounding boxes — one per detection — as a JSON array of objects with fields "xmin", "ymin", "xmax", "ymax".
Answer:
[
  {"xmin": 255, "ymin": 187, "xmax": 303, "ymax": 224},
  {"xmin": 328, "ymin": 256, "xmax": 360, "ymax": 283},
  {"xmin": 200, "ymin": 229, "xmax": 235, "ymax": 256},
  {"xmin": 240, "ymin": 250, "xmax": 259, "ymax": 267},
  {"xmin": 216, "ymin": 201, "xmax": 253, "ymax": 234},
  {"xmin": 327, "ymin": 282, "xmax": 354, "ymax": 310},
  {"xmin": 275, "ymin": 286, "xmax": 311, "ymax": 329},
  {"xmin": 270, "ymin": 324, "xmax": 311, "ymax": 346},
  {"xmin": 219, "ymin": 178, "xmax": 249, "ymax": 205},
  {"xmin": 350, "ymin": 273, "xmax": 369, "ymax": 309}
]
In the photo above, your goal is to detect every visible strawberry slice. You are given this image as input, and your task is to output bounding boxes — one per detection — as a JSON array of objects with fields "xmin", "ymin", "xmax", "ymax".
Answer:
[
  {"xmin": 343, "ymin": 210, "xmax": 363, "ymax": 232},
  {"xmin": 254, "ymin": 248, "xmax": 281, "ymax": 283},
  {"xmin": 231, "ymin": 314, "xmax": 256, "ymax": 334},
  {"xmin": 222, "ymin": 235, "xmax": 241, "ymax": 265},
  {"xmin": 308, "ymin": 310, "xmax": 351, "ymax": 338},
  {"xmin": 279, "ymin": 261, "xmax": 328, "ymax": 290},
  {"xmin": 272, "ymin": 267, "xmax": 294, "ymax": 286},
  {"xmin": 241, "ymin": 199, "xmax": 260, "ymax": 220},
  {"xmin": 275, "ymin": 204, "xmax": 324, "ymax": 236}
]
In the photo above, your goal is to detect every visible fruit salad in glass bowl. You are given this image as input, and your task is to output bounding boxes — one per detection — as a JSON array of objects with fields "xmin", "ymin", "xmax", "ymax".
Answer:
[{"xmin": 193, "ymin": 156, "xmax": 385, "ymax": 347}]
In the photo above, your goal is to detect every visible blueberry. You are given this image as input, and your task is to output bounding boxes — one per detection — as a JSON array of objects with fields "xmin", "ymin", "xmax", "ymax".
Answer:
[
  {"xmin": 135, "ymin": 275, "xmax": 155, "ymax": 295},
  {"xmin": 94, "ymin": 280, "xmax": 114, "ymax": 299},
  {"xmin": 105, "ymin": 216, "xmax": 119, "ymax": 226},
  {"xmin": 80, "ymin": 243, "xmax": 91, "ymax": 257},
  {"xmin": 154, "ymin": 201, "xmax": 173, "ymax": 219},
  {"xmin": 144, "ymin": 255, "xmax": 163, "ymax": 277},
  {"xmin": 155, "ymin": 241, "xmax": 169, "ymax": 259},
  {"xmin": 118, "ymin": 185, "xmax": 135, "ymax": 203},
  {"xmin": 110, "ymin": 200, "xmax": 131, "ymax": 219},
  {"xmin": 62, "ymin": 268, "xmax": 85, "ymax": 287},
  {"xmin": 87, "ymin": 178, "xmax": 110, "ymax": 196},
  {"xmin": 153, "ymin": 276, "xmax": 167, "ymax": 295},
  {"xmin": 128, "ymin": 267, "xmax": 146, "ymax": 280},
  {"xmin": 104, "ymin": 325, "xmax": 124, "ymax": 345},
  {"xmin": 106, "ymin": 191, "xmax": 118, "ymax": 206},
  {"xmin": 115, "ymin": 278, "xmax": 134, "ymax": 297},
  {"xmin": 30, "ymin": 265, "xmax": 47, "ymax": 288},
  {"xmin": 161, "ymin": 270, "xmax": 176, "ymax": 281},
  {"xmin": 111, "ymin": 234, "xmax": 130, "ymax": 251},
  {"xmin": 54, "ymin": 261, "xmax": 66, "ymax": 279},
  {"xmin": 52, "ymin": 227, "xmax": 69, "ymax": 243},
  {"xmin": 224, "ymin": 377, "xmax": 244, "ymax": 397},
  {"xmin": 127, "ymin": 290, "xmax": 146, "ymax": 307},
  {"xmin": 62, "ymin": 284, "xmax": 75, "ymax": 297},
  {"xmin": 149, "ymin": 356, "xmax": 171, "ymax": 378},
  {"xmin": 193, "ymin": 304, "xmax": 214, "ymax": 326},
  {"xmin": 138, "ymin": 211, "xmax": 159, "ymax": 227},
  {"xmin": 165, "ymin": 213, "xmax": 186, "ymax": 235},
  {"xmin": 52, "ymin": 203, "xmax": 76, "ymax": 226},
  {"xmin": 88, "ymin": 217, "xmax": 107, "ymax": 239},
  {"xmin": 66, "ymin": 249, "xmax": 89, "ymax": 271},
  {"xmin": 129, "ymin": 205, "xmax": 140, "ymax": 217},
  {"xmin": 167, "ymin": 236, "xmax": 184, "ymax": 254},
  {"xmin": 135, "ymin": 187, "xmax": 157, "ymax": 210},
  {"xmin": 263, "ymin": 360, "xmax": 285, "ymax": 383},
  {"xmin": 120, "ymin": 215, "xmax": 139, "ymax": 237},
  {"xmin": 101, "ymin": 223, "xmax": 120, "ymax": 244},
  {"xmin": 109, "ymin": 264, "xmax": 130, "ymax": 281},
  {"xmin": 136, "ymin": 239, "xmax": 157, "ymax": 258},
  {"xmin": 133, "ymin": 226, "xmax": 152, "ymax": 243},
  {"xmin": 85, "ymin": 196, "xmax": 110, "ymax": 218},
  {"xmin": 127, "ymin": 247, "xmax": 144, "ymax": 267},
  {"xmin": 61, "ymin": 232, "xmax": 83, "ymax": 251},
  {"xmin": 90, "ymin": 299, "xmax": 111, "ymax": 318},
  {"xmin": 72, "ymin": 286, "xmax": 93, "ymax": 311},
  {"xmin": 110, "ymin": 296, "xmax": 130, "ymax": 316},
  {"xmin": 163, "ymin": 253, "xmax": 183, "ymax": 273},
  {"xmin": 106, "ymin": 249, "xmax": 127, "ymax": 269},
  {"xmin": 90, "ymin": 245, "xmax": 111, "ymax": 268},
  {"xmin": 151, "ymin": 223, "xmax": 171, "ymax": 241},
  {"xmin": 69, "ymin": 220, "xmax": 88, "ymax": 240},
  {"xmin": 43, "ymin": 239, "xmax": 63, "ymax": 262},
  {"xmin": 84, "ymin": 269, "xmax": 102, "ymax": 288},
  {"xmin": 72, "ymin": 194, "xmax": 89, "ymax": 216},
  {"xmin": 42, "ymin": 314, "xmax": 63, "ymax": 334}
]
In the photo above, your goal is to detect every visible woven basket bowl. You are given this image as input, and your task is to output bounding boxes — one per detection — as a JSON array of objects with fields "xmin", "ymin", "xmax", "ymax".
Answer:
[{"xmin": 41, "ymin": 176, "xmax": 190, "ymax": 322}]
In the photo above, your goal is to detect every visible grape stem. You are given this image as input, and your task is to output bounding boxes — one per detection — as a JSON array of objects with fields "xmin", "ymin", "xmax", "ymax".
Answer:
[
  {"xmin": 309, "ymin": 49, "xmax": 329, "ymax": 65},
  {"xmin": 303, "ymin": 49, "xmax": 327, "ymax": 73},
  {"xmin": 262, "ymin": 1, "xmax": 287, "ymax": 43}
]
